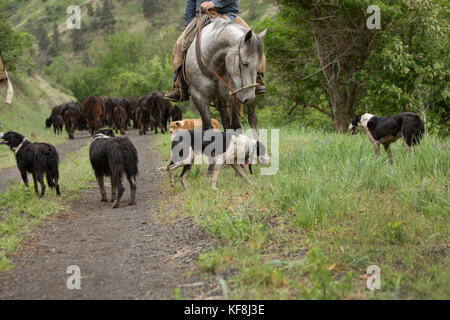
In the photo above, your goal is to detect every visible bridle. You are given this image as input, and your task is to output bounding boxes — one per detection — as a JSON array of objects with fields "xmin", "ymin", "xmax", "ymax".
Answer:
[{"xmin": 196, "ymin": 9, "xmax": 258, "ymax": 115}]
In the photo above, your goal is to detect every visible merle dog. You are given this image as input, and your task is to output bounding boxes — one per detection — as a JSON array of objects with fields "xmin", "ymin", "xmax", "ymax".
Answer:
[
  {"xmin": 165, "ymin": 130, "xmax": 270, "ymax": 190},
  {"xmin": 349, "ymin": 112, "xmax": 425, "ymax": 159},
  {"xmin": 89, "ymin": 129, "xmax": 138, "ymax": 208},
  {"xmin": 0, "ymin": 131, "xmax": 60, "ymax": 197}
]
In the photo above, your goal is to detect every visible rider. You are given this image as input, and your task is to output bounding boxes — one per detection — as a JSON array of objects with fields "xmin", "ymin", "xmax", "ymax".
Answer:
[{"xmin": 164, "ymin": 0, "xmax": 267, "ymax": 102}]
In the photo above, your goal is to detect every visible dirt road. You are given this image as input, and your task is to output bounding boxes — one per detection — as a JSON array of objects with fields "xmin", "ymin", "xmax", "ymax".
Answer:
[{"xmin": 0, "ymin": 130, "xmax": 218, "ymax": 299}]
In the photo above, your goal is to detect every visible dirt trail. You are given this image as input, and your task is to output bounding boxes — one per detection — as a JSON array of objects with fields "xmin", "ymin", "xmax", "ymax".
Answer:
[{"xmin": 0, "ymin": 130, "xmax": 218, "ymax": 299}]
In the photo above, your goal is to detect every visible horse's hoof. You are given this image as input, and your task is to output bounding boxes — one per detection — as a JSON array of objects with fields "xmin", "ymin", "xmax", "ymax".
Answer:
[
  {"xmin": 112, "ymin": 201, "xmax": 120, "ymax": 209},
  {"xmin": 128, "ymin": 200, "xmax": 136, "ymax": 206},
  {"xmin": 101, "ymin": 198, "xmax": 108, "ymax": 202}
]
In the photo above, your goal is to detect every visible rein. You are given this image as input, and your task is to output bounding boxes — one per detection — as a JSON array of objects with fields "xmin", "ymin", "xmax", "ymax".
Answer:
[{"xmin": 195, "ymin": 9, "xmax": 257, "ymax": 116}]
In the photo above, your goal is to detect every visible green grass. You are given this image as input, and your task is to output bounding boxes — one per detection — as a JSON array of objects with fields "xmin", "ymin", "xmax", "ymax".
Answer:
[
  {"xmin": 157, "ymin": 127, "xmax": 449, "ymax": 299},
  {"xmin": 0, "ymin": 144, "xmax": 95, "ymax": 273},
  {"xmin": 0, "ymin": 73, "xmax": 74, "ymax": 170}
]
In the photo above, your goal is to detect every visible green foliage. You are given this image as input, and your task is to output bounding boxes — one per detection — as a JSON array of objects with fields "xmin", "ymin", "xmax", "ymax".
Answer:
[
  {"xmin": 143, "ymin": 0, "xmax": 162, "ymax": 18},
  {"xmin": 259, "ymin": 0, "xmax": 449, "ymax": 134},
  {"xmin": 0, "ymin": 0, "xmax": 34, "ymax": 73},
  {"xmin": 45, "ymin": 30, "xmax": 173, "ymax": 101}
]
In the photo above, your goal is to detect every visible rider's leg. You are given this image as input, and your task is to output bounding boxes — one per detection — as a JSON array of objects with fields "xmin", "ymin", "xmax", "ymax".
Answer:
[
  {"xmin": 256, "ymin": 54, "xmax": 267, "ymax": 94},
  {"xmin": 165, "ymin": 31, "xmax": 190, "ymax": 102}
]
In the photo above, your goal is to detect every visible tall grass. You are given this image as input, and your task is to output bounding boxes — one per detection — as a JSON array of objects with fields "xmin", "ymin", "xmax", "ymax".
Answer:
[{"xmin": 157, "ymin": 127, "xmax": 449, "ymax": 299}]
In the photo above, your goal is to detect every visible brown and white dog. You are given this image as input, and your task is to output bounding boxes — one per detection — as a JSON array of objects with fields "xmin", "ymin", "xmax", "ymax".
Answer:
[{"xmin": 169, "ymin": 118, "xmax": 221, "ymax": 136}]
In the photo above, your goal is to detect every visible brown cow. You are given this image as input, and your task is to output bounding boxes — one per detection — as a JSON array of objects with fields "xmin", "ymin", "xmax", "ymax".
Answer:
[
  {"xmin": 103, "ymin": 98, "xmax": 118, "ymax": 127},
  {"xmin": 135, "ymin": 104, "xmax": 149, "ymax": 136},
  {"xmin": 130, "ymin": 97, "xmax": 140, "ymax": 129},
  {"xmin": 82, "ymin": 96, "xmax": 105, "ymax": 136},
  {"xmin": 113, "ymin": 106, "xmax": 127, "ymax": 135},
  {"xmin": 63, "ymin": 109, "xmax": 77, "ymax": 140}
]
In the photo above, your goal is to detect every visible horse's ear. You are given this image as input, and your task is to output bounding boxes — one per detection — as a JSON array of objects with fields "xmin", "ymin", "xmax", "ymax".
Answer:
[
  {"xmin": 244, "ymin": 30, "xmax": 252, "ymax": 43},
  {"xmin": 258, "ymin": 28, "xmax": 267, "ymax": 40}
]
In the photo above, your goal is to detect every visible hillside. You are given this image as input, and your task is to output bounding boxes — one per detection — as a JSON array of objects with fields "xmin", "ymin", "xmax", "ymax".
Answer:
[
  {"xmin": 5, "ymin": 0, "xmax": 274, "ymax": 103},
  {"xmin": 0, "ymin": 73, "xmax": 75, "ymax": 170}
]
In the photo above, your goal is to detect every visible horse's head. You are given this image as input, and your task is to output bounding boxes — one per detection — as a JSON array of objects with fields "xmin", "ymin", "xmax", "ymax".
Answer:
[{"xmin": 227, "ymin": 28, "xmax": 267, "ymax": 105}]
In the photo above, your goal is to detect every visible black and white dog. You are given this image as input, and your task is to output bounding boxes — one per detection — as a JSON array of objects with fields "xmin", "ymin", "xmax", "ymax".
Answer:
[
  {"xmin": 349, "ymin": 112, "xmax": 425, "ymax": 158},
  {"xmin": 0, "ymin": 131, "xmax": 60, "ymax": 197},
  {"xmin": 89, "ymin": 129, "xmax": 138, "ymax": 208},
  {"xmin": 165, "ymin": 130, "xmax": 270, "ymax": 190}
]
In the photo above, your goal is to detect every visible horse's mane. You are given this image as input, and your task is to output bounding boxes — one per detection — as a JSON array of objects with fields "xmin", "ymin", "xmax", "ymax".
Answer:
[{"xmin": 209, "ymin": 17, "xmax": 263, "ymax": 58}]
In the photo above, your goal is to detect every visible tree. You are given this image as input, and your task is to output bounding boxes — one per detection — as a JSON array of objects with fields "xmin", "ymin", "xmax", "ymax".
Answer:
[
  {"xmin": 262, "ymin": 0, "xmax": 381, "ymax": 132},
  {"xmin": 260, "ymin": 0, "xmax": 448, "ymax": 133},
  {"xmin": 142, "ymin": 0, "xmax": 162, "ymax": 18},
  {"xmin": 87, "ymin": 3, "xmax": 94, "ymax": 17},
  {"xmin": 35, "ymin": 22, "xmax": 50, "ymax": 53},
  {"xmin": 357, "ymin": 0, "xmax": 449, "ymax": 133},
  {"xmin": 49, "ymin": 23, "xmax": 61, "ymax": 57},
  {"xmin": 71, "ymin": 29, "xmax": 84, "ymax": 52},
  {"xmin": 0, "ymin": 0, "xmax": 34, "ymax": 73},
  {"xmin": 99, "ymin": 0, "xmax": 116, "ymax": 34}
]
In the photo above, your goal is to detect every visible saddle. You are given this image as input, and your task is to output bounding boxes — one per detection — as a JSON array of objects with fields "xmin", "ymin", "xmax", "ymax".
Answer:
[{"xmin": 181, "ymin": 10, "xmax": 227, "ymax": 52}]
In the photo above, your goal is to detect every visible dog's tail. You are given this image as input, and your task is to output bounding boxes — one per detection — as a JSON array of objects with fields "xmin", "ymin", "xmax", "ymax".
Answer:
[
  {"xmin": 123, "ymin": 140, "xmax": 139, "ymax": 180},
  {"xmin": 46, "ymin": 149, "xmax": 60, "ymax": 190},
  {"xmin": 403, "ymin": 114, "xmax": 425, "ymax": 146}
]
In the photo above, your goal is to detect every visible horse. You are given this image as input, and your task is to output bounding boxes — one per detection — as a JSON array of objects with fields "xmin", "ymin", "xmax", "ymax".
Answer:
[{"xmin": 184, "ymin": 16, "xmax": 266, "ymax": 135}]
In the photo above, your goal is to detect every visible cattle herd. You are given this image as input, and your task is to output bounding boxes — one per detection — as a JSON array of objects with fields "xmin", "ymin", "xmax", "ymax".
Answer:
[{"xmin": 46, "ymin": 90, "xmax": 184, "ymax": 139}]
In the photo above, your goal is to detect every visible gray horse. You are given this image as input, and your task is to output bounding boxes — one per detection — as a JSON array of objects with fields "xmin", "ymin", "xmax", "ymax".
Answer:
[{"xmin": 184, "ymin": 17, "xmax": 266, "ymax": 134}]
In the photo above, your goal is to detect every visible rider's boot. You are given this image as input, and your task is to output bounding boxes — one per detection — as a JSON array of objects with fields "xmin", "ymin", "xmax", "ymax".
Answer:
[
  {"xmin": 164, "ymin": 69, "xmax": 189, "ymax": 102},
  {"xmin": 255, "ymin": 73, "xmax": 266, "ymax": 95}
]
